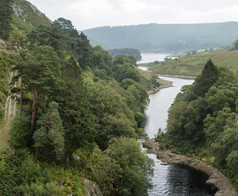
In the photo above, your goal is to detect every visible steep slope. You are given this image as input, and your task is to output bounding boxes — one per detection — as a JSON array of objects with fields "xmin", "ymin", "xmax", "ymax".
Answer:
[
  {"xmin": 10, "ymin": 0, "xmax": 51, "ymax": 43},
  {"xmin": 0, "ymin": 0, "xmax": 51, "ymax": 146}
]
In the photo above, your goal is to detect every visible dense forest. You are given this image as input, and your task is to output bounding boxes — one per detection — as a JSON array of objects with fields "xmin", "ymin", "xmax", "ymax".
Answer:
[
  {"xmin": 0, "ymin": 1, "xmax": 157, "ymax": 195},
  {"xmin": 108, "ymin": 48, "xmax": 142, "ymax": 61},
  {"xmin": 157, "ymin": 59, "xmax": 238, "ymax": 190},
  {"xmin": 83, "ymin": 22, "xmax": 238, "ymax": 52}
]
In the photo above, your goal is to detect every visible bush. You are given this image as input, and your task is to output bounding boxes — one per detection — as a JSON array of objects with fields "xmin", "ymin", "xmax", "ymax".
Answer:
[{"xmin": 9, "ymin": 114, "xmax": 30, "ymax": 149}]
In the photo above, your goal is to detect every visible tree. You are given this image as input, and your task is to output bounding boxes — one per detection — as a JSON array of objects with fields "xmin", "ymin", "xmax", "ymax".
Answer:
[
  {"xmin": 192, "ymin": 59, "xmax": 219, "ymax": 98},
  {"xmin": 75, "ymin": 32, "xmax": 93, "ymax": 69},
  {"xmin": 105, "ymin": 137, "xmax": 154, "ymax": 196},
  {"xmin": 9, "ymin": 114, "xmax": 31, "ymax": 149},
  {"xmin": 61, "ymin": 56, "xmax": 96, "ymax": 159},
  {"xmin": 53, "ymin": 18, "xmax": 80, "ymax": 55},
  {"xmin": 0, "ymin": 0, "xmax": 13, "ymax": 39},
  {"xmin": 26, "ymin": 25, "xmax": 66, "ymax": 56},
  {"xmin": 232, "ymin": 39, "xmax": 238, "ymax": 50},
  {"xmin": 33, "ymin": 102, "xmax": 65, "ymax": 161},
  {"xmin": 90, "ymin": 146, "xmax": 121, "ymax": 194},
  {"xmin": 19, "ymin": 46, "xmax": 61, "ymax": 132},
  {"xmin": 53, "ymin": 17, "xmax": 75, "ymax": 35}
]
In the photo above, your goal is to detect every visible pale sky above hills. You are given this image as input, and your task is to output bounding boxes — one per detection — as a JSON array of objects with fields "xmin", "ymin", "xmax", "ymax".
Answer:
[{"xmin": 28, "ymin": 0, "xmax": 238, "ymax": 30}]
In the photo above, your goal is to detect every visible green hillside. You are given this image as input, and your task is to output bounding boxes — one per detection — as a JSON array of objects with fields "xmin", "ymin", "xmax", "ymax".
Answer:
[
  {"xmin": 10, "ymin": 0, "xmax": 51, "ymax": 43},
  {"xmin": 148, "ymin": 49, "xmax": 238, "ymax": 76},
  {"xmin": 83, "ymin": 22, "xmax": 238, "ymax": 52},
  {"xmin": 0, "ymin": 0, "xmax": 155, "ymax": 195}
]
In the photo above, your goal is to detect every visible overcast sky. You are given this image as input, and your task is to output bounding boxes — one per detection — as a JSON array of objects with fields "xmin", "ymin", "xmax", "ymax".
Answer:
[{"xmin": 28, "ymin": 0, "xmax": 238, "ymax": 30}]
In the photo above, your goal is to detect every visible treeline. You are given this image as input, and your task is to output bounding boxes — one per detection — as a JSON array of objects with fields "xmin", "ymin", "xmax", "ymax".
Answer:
[
  {"xmin": 83, "ymin": 22, "xmax": 238, "ymax": 52},
  {"xmin": 157, "ymin": 60, "xmax": 238, "ymax": 189},
  {"xmin": 108, "ymin": 48, "xmax": 142, "ymax": 61},
  {"xmin": 0, "ymin": 15, "xmax": 155, "ymax": 195}
]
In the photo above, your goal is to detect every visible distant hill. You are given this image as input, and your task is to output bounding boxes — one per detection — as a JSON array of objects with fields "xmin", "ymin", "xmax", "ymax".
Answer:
[{"xmin": 83, "ymin": 22, "xmax": 238, "ymax": 52}]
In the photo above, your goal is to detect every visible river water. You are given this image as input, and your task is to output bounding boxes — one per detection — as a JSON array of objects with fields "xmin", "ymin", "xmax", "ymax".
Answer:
[
  {"xmin": 144, "ymin": 77, "xmax": 213, "ymax": 196},
  {"xmin": 138, "ymin": 53, "xmax": 170, "ymax": 64}
]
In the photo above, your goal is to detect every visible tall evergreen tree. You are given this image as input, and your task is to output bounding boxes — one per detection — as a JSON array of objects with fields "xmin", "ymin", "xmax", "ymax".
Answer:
[
  {"xmin": 26, "ymin": 25, "xmax": 66, "ymax": 56},
  {"xmin": 18, "ymin": 46, "xmax": 61, "ymax": 132},
  {"xmin": 0, "ymin": 0, "xmax": 13, "ymax": 39},
  {"xmin": 194, "ymin": 59, "xmax": 219, "ymax": 97},
  {"xmin": 61, "ymin": 56, "xmax": 96, "ymax": 159},
  {"xmin": 76, "ymin": 32, "xmax": 93, "ymax": 69}
]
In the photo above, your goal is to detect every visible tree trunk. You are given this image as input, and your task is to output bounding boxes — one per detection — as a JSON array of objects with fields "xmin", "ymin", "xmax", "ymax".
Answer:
[
  {"xmin": 31, "ymin": 86, "xmax": 38, "ymax": 132},
  {"xmin": 20, "ymin": 76, "xmax": 22, "ymax": 113},
  {"xmin": 35, "ymin": 146, "xmax": 39, "ymax": 161}
]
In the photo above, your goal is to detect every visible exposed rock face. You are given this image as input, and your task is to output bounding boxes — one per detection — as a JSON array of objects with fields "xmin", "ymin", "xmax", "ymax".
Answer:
[
  {"xmin": 143, "ymin": 138, "xmax": 237, "ymax": 196},
  {"xmin": 12, "ymin": 5, "xmax": 23, "ymax": 17},
  {"xmin": 84, "ymin": 179, "xmax": 103, "ymax": 196}
]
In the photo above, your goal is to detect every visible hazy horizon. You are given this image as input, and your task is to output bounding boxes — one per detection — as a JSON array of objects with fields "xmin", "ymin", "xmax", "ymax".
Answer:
[{"xmin": 28, "ymin": 0, "xmax": 238, "ymax": 30}]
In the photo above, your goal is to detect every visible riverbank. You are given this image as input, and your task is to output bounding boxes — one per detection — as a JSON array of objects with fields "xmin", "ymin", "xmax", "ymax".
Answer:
[
  {"xmin": 158, "ymin": 74, "xmax": 196, "ymax": 79},
  {"xmin": 143, "ymin": 139, "xmax": 237, "ymax": 196},
  {"xmin": 148, "ymin": 77, "xmax": 173, "ymax": 95}
]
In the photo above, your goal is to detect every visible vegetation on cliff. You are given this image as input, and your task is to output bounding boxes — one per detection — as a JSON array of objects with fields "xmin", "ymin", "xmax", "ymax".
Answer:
[{"xmin": 0, "ymin": 1, "xmax": 155, "ymax": 195}]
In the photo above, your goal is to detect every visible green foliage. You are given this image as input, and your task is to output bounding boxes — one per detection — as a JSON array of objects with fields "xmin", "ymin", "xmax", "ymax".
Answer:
[
  {"xmin": 26, "ymin": 25, "xmax": 66, "ymax": 56},
  {"xmin": 192, "ymin": 59, "xmax": 219, "ymax": 98},
  {"xmin": 61, "ymin": 56, "xmax": 96, "ymax": 158},
  {"xmin": 33, "ymin": 102, "xmax": 65, "ymax": 161},
  {"xmin": 9, "ymin": 114, "xmax": 30, "ymax": 149},
  {"xmin": 108, "ymin": 48, "xmax": 142, "ymax": 61},
  {"xmin": 53, "ymin": 17, "xmax": 75, "ymax": 35},
  {"xmin": 90, "ymin": 146, "xmax": 121, "ymax": 195},
  {"xmin": 232, "ymin": 39, "xmax": 238, "ymax": 50},
  {"xmin": 106, "ymin": 137, "xmax": 154, "ymax": 196},
  {"xmin": 92, "ymin": 45, "xmax": 113, "ymax": 75},
  {"xmin": 0, "ymin": 0, "xmax": 13, "ymax": 39},
  {"xmin": 15, "ymin": 181, "xmax": 65, "ymax": 196},
  {"xmin": 2, "ymin": 15, "xmax": 154, "ymax": 196},
  {"xmin": 76, "ymin": 32, "xmax": 93, "ymax": 69},
  {"xmin": 149, "ymin": 49, "xmax": 238, "ymax": 77},
  {"xmin": 161, "ymin": 60, "xmax": 238, "ymax": 189}
]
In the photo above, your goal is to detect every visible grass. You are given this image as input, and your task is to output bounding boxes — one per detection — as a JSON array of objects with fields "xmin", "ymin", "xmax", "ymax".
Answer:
[
  {"xmin": 137, "ymin": 68, "xmax": 152, "ymax": 80},
  {"xmin": 148, "ymin": 49, "xmax": 238, "ymax": 76},
  {"xmin": 0, "ymin": 119, "xmax": 11, "ymax": 148}
]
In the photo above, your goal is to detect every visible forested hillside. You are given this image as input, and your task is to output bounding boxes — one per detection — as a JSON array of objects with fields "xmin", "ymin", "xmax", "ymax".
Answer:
[
  {"xmin": 0, "ymin": 1, "xmax": 156, "ymax": 195},
  {"xmin": 157, "ymin": 60, "xmax": 238, "ymax": 190},
  {"xmin": 83, "ymin": 22, "xmax": 238, "ymax": 52}
]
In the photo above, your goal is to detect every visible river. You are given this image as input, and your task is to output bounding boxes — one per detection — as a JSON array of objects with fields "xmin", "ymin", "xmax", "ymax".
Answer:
[
  {"xmin": 138, "ymin": 53, "xmax": 170, "ymax": 64},
  {"xmin": 144, "ymin": 77, "xmax": 213, "ymax": 196}
]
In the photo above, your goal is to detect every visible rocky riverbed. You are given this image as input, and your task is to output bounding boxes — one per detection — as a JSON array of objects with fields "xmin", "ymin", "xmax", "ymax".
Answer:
[{"xmin": 143, "ymin": 138, "xmax": 237, "ymax": 196}]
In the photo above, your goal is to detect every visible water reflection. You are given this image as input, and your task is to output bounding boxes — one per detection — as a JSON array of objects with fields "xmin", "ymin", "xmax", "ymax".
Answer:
[{"xmin": 144, "ymin": 77, "xmax": 213, "ymax": 195}]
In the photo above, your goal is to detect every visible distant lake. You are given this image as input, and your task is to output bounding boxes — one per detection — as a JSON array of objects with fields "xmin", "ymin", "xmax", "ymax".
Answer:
[{"xmin": 138, "ymin": 53, "xmax": 170, "ymax": 64}]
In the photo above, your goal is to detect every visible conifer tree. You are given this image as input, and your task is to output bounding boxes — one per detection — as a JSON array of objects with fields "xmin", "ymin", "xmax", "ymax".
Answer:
[
  {"xmin": 0, "ymin": 0, "xmax": 13, "ymax": 39},
  {"xmin": 76, "ymin": 32, "xmax": 93, "ymax": 69},
  {"xmin": 61, "ymin": 56, "xmax": 96, "ymax": 159}
]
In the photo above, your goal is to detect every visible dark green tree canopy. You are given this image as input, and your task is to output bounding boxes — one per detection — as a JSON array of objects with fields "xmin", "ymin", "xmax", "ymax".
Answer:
[
  {"xmin": 53, "ymin": 17, "xmax": 75, "ymax": 35},
  {"xmin": 0, "ymin": 0, "xmax": 13, "ymax": 39},
  {"xmin": 26, "ymin": 25, "xmax": 66, "ymax": 56}
]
